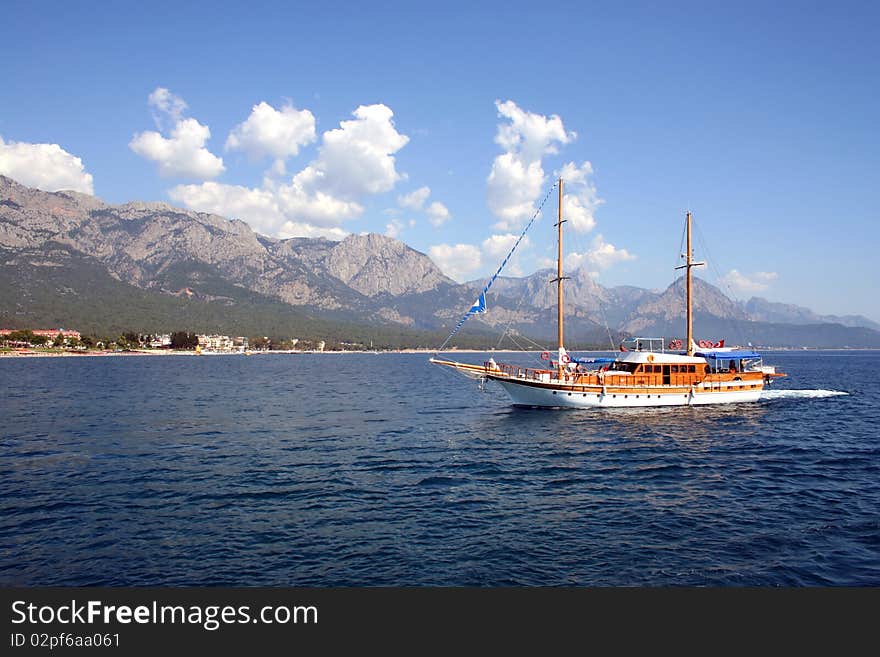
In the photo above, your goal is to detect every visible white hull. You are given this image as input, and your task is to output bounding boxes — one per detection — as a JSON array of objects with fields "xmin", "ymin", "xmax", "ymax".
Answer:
[{"xmin": 494, "ymin": 378, "xmax": 763, "ymax": 408}]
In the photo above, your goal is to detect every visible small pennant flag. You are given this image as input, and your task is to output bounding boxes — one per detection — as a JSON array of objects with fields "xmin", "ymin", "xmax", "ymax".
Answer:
[{"xmin": 469, "ymin": 292, "xmax": 487, "ymax": 314}]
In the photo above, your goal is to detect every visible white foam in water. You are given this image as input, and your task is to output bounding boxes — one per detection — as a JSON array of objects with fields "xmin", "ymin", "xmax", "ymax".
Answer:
[{"xmin": 760, "ymin": 389, "xmax": 849, "ymax": 400}]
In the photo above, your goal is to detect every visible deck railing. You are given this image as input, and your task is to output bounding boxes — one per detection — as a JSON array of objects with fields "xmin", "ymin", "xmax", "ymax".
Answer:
[{"xmin": 488, "ymin": 361, "xmax": 763, "ymax": 389}]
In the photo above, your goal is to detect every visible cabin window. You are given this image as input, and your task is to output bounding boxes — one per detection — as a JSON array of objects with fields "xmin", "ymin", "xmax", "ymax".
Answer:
[
  {"xmin": 671, "ymin": 365, "xmax": 679, "ymax": 373},
  {"xmin": 688, "ymin": 365, "xmax": 695, "ymax": 373}
]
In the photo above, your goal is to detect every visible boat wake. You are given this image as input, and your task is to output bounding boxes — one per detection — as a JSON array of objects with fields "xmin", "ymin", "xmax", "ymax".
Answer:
[{"xmin": 760, "ymin": 389, "xmax": 848, "ymax": 401}]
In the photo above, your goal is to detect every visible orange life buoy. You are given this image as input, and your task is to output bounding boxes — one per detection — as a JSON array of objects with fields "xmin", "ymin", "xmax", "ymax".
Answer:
[
  {"xmin": 561, "ymin": 354, "xmax": 571, "ymax": 364},
  {"xmin": 698, "ymin": 340, "xmax": 711, "ymax": 349},
  {"xmin": 540, "ymin": 351, "xmax": 550, "ymax": 361}
]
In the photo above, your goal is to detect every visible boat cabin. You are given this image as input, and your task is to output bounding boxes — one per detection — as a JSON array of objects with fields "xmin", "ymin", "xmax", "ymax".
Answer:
[{"xmin": 695, "ymin": 349, "xmax": 763, "ymax": 374}]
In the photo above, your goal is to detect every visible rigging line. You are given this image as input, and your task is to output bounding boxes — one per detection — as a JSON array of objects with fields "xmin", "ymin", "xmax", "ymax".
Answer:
[
  {"xmin": 493, "ymin": 282, "xmax": 530, "ymax": 350},
  {"xmin": 435, "ymin": 182, "xmax": 559, "ymax": 354},
  {"xmin": 495, "ymin": 327, "xmax": 548, "ymax": 367},
  {"xmin": 493, "ymin": 278, "xmax": 548, "ymax": 353},
  {"xmin": 504, "ymin": 332, "xmax": 548, "ymax": 366},
  {"xmin": 597, "ymin": 297, "xmax": 617, "ymax": 351},
  {"xmin": 516, "ymin": 332, "xmax": 549, "ymax": 351},
  {"xmin": 560, "ymin": 215, "xmax": 617, "ymax": 351},
  {"xmin": 514, "ymin": 333, "xmax": 552, "ymax": 366},
  {"xmin": 692, "ymin": 217, "xmax": 749, "ymax": 348}
]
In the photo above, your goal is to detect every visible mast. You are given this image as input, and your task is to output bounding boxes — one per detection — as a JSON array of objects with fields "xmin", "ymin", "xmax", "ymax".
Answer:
[
  {"xmin": 676, "ymin": 210, "xmax": 704, "ymax": 356},
  {"xmin": 553, "ymin": 178, "xmax": 568, "ymax": 375},
  {"xmin": 686, "ymin": 210, "xmax": 694, "ymax": 356}
]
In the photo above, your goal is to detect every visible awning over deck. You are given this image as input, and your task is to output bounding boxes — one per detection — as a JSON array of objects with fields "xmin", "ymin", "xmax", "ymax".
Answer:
[
  {"xmin": 572, "ymin": 357, "xmax": 617, "ymax": 364},
  {"xmin": 696, "ymin": 350, "xmax": 761, "ymax": 359}
]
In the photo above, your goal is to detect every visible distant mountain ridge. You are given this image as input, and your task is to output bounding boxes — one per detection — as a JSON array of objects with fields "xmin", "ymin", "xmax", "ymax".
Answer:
[
  {"xmin": 744, "ymin": 296, "xmax": 880, "ymax": 331},
  {"xmin": 2, "ymin": 175, "xmax": 879, "ymax": 348}
]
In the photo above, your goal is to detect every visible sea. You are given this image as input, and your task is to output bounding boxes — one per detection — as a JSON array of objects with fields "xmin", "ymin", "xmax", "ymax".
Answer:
[{"xmin": 1, "ymin": 350, "xmax": 877, "ymax": 586}]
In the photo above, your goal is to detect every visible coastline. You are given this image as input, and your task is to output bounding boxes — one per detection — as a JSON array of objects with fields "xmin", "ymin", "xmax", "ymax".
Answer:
[
  {"xmin": 0, "ymin": 348, "xmax": 525, "ymax": 358},
  {"xmin": 1, "ymin": 346, "xmax": 877, "ymax": 359}
]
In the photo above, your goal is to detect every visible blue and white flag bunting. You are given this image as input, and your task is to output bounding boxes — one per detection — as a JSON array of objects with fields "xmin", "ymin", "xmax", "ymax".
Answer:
[
  {"xmin": 469, "ymin": 293, "xmax": 487, "ymax": 314},
  {"xmin": 435, "ymin": 183, "xmax": 556, "ymax": 353}
]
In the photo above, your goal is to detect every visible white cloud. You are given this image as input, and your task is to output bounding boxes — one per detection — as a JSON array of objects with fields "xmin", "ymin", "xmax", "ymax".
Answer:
[
  {"xmin": 398, "ymin": 186, "xmax": 430, "ymax": 210},
  {"xmin": 299, "ymin": 104, "xmax": 408, "ymax": 199},
  {"xmin": 556, "ymin": 161, "xmax": 603, "ymax": 232},
  {"xmin": 226, "ymin": 101, "xmax": 316, "ymax": 163},
  {"xmin": 273, "ymin": 181, "xmax": 363, "ymax": 227},
  {"xmin": 563, "ymin": 252, "xmax": 589, "ymax": 271},
  {"xmin": 487, "ymin": 153, "xmax": 545, "ymax": 230},
  {"xmin": 428, "ymin": 243, "xmax": 482, "ymax": 282},
  {"xmin": 487, "ymin": 100, "xmax": 575, "ymax": 229},
  {"xmin": 721, "ymin": 269, "xmax": 778, "ymax": 295},
  {"xmin": 397, "ymin": 185, "xmax": 451, "ymax": 227},
  {"xmin": 481, "ymin": 233, "xmax": 529, "ymax": 260},
  {"xmin": 148, "ymin": 87, "xmax": 187, "ymax": 129},
  {"xmin": 0, "ymin": 136, "xmax": 94, "ymax": 194},
  {"xmin": 130, "ymin": 88, "xmax": 224, "ymax": 180},
  {"xmin": 481, "ymin": 233, "xmax": 530, "ymax": 276},
  {"xmin": 168, "ymin": 182, "xmax": 282, "ymax": 234},
  {"xmin": 169, "ymin": 179, "xmax": 362, "ymax": 237},
  {"xmin": 168, "ymin": 103, "xmax": 410, "ymax": 238},
  {"xmin": 565, "ymin": 234, "xmax": 635, "ymax": 274},
  {"xmin": 426, "ymin": 201, "xmax": 450, "ymax": 227},
  {"xmin": 557, "ymin": 160, "xmax": 592, "ymax": 185},
  {"xmin": 494, "ymin": 99, "xmax": 573, "ymax": 163},
  {"xmin": 385, "ymin": 218, "xmax": 404, "ymax": 238},
  {"xmin": 277, "ymin": 220, "xmax": 348, "ymax": 240}
]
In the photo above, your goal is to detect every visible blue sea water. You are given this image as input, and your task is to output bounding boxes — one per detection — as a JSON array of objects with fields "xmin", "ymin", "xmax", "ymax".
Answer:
[{"xmin": 0, "ymin": 350, "xmax": 877, "ymax": 586}]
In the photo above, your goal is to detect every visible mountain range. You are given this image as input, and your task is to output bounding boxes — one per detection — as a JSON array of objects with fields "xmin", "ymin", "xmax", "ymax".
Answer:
[{"xmin": 2, "ymin": 175, "xmax": 879, "ymax": 348}]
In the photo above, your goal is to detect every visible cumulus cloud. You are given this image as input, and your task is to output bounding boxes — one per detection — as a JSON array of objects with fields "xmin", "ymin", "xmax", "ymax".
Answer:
[
  {"xmin": 277, "ymin": 220, "xmax": 348, "ymax": 240},
  {"xmin": 481, "ymin": 233, "xmax": 530, "ymax": 276},
  {"xmin": 170, "ymin": 103, "xmax": 409, "ymax": 239},
  {"xmin": 168, "ymin": 182, "xmax": 281, "ymax": 234},
  {"xmin": 556, "ymin": 161, "xmax": 603, "ymax": 232},
  {"xmin": 428, "ymin": 243, "xmax": 482, "ymax": 282},
  {"xmin": 169, "ymin": 179, "xmax": 362, "ymax": 237},
  {"xmin": 398, "ymin": 186, "xmax": 430, "ymax": 210},
  {"xmin": 273, "ymin": 181, "xmax": 363, "ymax": 227},
  {"xmin": 721, "ymin": 269, "xmax": 778, "ymax": 295},
  {"xmin": 487, "ymin": 100, "xmax": 575, "ymax": 230},
  {"xmin": 298, "ymin": 104, "xmax": 408, "ymax": 199},
  {"xmin": 148, "ymin": 87, "xmax": 187, "ymax": 129},
  {"xmin": 130, "ymin": 88, "xmax": 224, "ymax": 180},
  {"xmin": 0, "ymin": 136, "xmax": 94, "ymax": 194},
  {"xmin": 225, "ymin": 101, "xmax": 316, "ymax": 164},
  {"xmin": 494, "ymin": 99, "xmax": 573, "ymax": 163},
  {"xmin": 481, "ymin": 233, "xmax": 530, "ymax": 260},
  {"xmin": 397, "ymin": 185, "xmax": 451, "ymax": 227},
  {"xmin": 167, "ymin": 179, "xmax": 351, "ymax": 240},
  {"xmin": 426, "ymin": 201, "xmax": 450, "ymax": 227},
  {"xmin": 385, "ymin": 218, "xmax": 405, "ymax": 238},
  {"xmin": 565, "ymin": 234, "xmax": 635, "ymax": 274}
]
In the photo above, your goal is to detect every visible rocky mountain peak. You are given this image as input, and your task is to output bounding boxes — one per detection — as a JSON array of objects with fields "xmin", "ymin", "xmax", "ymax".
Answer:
[{"xmin": 324, "ymin": 232, "xmax": 452, "ymax": 297}]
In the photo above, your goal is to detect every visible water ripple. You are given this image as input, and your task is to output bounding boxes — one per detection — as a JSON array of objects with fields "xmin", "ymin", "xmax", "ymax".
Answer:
[{"xmin": 1, "ymin": 351, "xmax": 878, "ymax": 586}]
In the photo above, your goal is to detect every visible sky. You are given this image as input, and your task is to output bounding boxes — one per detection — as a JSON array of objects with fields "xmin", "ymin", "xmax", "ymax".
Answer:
[{"xmin": 2, "ymin": 0, "xmax": 878, "ymax": 321}]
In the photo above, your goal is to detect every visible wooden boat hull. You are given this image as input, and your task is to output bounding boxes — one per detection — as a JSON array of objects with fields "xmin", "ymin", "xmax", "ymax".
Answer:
[{"xmin": 493, "ymin": 376, "xmax": 763, "ymax": 407}]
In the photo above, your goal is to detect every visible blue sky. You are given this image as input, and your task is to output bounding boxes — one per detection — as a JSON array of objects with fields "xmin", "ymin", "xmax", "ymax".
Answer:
[{"xmin": 2, "ymin": 1, "xmax": 878, "ymax": 320}]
